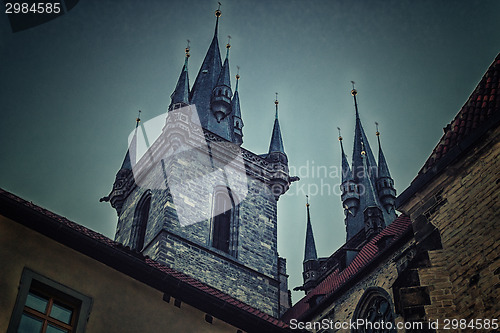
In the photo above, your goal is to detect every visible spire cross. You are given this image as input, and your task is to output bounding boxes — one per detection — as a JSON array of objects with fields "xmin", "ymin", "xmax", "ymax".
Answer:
[
  {"xmin": 306, "ymin": 195, "xmax": 309, "ymax": 207},
  {"xmin": 217, "ymin": 2, "xmax": 221, "ymax": 10},
  {"xmin": 337, "ymin": 126, "xmax": 342, "ymax": 141},
  {"xmin": 375, "ymin": 121, "xmax": 380, "ymax": 136}
]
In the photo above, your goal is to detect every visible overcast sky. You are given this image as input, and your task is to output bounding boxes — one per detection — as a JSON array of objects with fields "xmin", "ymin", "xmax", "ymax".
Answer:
[{"xmin": 1, "ymin": 0, "xmax": 499, "ymax": 304}]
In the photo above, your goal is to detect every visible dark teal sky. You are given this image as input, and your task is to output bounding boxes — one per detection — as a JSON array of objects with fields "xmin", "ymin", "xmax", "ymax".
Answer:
[{"xmin": 1, "ymin": 0, "xmax": 499, "ymax": 304}]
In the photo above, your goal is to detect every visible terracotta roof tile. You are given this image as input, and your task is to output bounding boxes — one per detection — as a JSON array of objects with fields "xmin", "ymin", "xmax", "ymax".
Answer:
[
  {"xmin": 282, "ymin": 215, "xmax": 412, "ymax": 321},
  {"xmin": 420, "ymin": 53, "xmax": 500, "ymax": 174}
]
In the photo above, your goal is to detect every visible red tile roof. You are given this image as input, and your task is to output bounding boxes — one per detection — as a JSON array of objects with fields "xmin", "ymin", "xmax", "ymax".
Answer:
[
  {"xmin": 282, "ymin": 215, "xmax": 412, "ymax": 322},
  {"xmin": 420, "ymin": 53, "xmax": 500, "ymax": 174},
  {"xmin": 0, "ymin": 187, "xmax": 289, "ymax": 331}
]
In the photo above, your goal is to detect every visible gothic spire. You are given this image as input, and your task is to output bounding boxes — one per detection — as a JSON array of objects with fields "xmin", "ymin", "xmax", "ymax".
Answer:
[
  {"xmin": 304, "ymin": 196, "xmax": 318, "ymax": 262},
  {"xmin": 216, "ymin": 36, "xmax": 232, "ymax": 89},
  {"xmin": 338, "ymin": 127, "xmax": 353, "ymax": 182},
  {"xmin": 376, "ymin": 123, "xmax": 391, "ymax": 179},
  {"xmin": 169, "ymin": 43, "xmax": 190, "ymax": 110},
  {"xmin": 121, "ymin": 112, "xmax": 141, "ymax": 170},
  {"xmin": 350, "ymin": 84, "xmax": 377, "ymax": 181},
  {"xmin": 268, "ymin": 93, "xmax": 285, "ymax": 154},
  {"xmin": 232, "ymin": 68, "xmax": 241, "ymax": 117},
  {"xmin": 189, "ymin": 6, "xmax": 223, "ymax": 122},
  {"xmin": 232, "ymin": 68, "xmax": 243, "ymax": 144}
]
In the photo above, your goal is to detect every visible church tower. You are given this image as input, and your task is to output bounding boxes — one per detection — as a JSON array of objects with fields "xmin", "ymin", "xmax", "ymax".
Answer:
[
  {"xmin": 340, "ymin": 86, "xmax": 397, "ymax": 263},
  {"xmin": 101, "ymin": 7, "xmax": 296, "ymax": 317}
]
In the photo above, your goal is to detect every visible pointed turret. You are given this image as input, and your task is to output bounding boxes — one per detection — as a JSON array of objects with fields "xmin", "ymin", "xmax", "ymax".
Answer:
[
  {"xmin": 375, "ymin": 124, "xmax": 397, "ymax": 217},
  {"xmin": 169, "ymin": 44, "xmax": 191, "ymax": 111},
  {"xmin": 302, "ymin": 196, "xmax": 319, "ymax": 294},
  {"xmin": 211, "ymin": 37, "xmax": 233, "ymax": 122},
  {"xmin": 304, "ymin": 197, "xmax": 318, "ymax": 262},
  {"xmin": 266, "ymin": 94, "xmax": 290, "ymax": 200},
  {"xmin": 232, "ymin": 69, "xmax": 243, "ymax": 144},
  {"xmin": 100, "ymin": 114, "xmax": 140, "ymax": 216},
  {"xmin": 339, "ymin": 128, "xmax": 360, "ymax": 219},
  {"xmin": 190, "ymin": 7, "xmax": 223, "ymax": 126},
  {"xmin": 268, "ymin": 96, "xmax": 286, "ymax": 155}
]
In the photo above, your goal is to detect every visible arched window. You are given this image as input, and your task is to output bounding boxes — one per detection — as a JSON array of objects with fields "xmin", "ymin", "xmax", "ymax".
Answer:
[
  {"xmin": 131, "ymin": 192, "xmax": 151, "ymax": 251},
  {"xmin": 211, "ymin": 189, "xmax": 235, "ymax": 254},
  {"xmin": 352, "ymin": 287, "xmax": 396, "ymax": 333}
]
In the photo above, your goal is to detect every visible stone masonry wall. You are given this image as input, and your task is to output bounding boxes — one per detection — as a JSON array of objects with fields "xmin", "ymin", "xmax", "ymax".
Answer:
[
  {"xmin": 309, "ymin": 240, "xmax": 415, "ymax": 332},
  {"xmin": 400, "ymin": 125, "xmax": 500, "ymax": 332},
  {"xmin": 113, "ymin": 126, "xmax": 283, "ymax": 316}
]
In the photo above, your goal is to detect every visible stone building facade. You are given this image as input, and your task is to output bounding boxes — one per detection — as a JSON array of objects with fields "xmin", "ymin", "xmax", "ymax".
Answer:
[{"xmin": 283, "ymin": 53, "xmax": 500, "ymax": 332}]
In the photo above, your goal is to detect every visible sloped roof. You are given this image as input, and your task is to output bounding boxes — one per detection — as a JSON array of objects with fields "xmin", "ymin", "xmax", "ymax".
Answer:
[
  {"xmin": 0, "ymin": 187, "xmax": 291, "ymax": 333},
  {"xmin": 420, "ymin": 53, "xmax": 500, "ymax": 174},
  {"xmin": 282, "ymin": 214, "xmax": 412, "ymax": 322}
]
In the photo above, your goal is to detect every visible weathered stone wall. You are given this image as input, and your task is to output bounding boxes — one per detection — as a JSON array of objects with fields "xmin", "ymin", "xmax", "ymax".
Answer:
[
  {"xmin": 400, "ymin": 125, "xmax": 500, "ymax": 332},
  {"xmin": 113, "ymin": 118, "xmax": 285, "ymax": 316},
  {"xmin": 308, "ymin": 240, "xmax": 414, "ymax": 332}
]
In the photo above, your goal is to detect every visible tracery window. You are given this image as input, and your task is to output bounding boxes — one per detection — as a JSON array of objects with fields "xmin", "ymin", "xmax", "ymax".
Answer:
[{"xmin": 352, "ymin": 287, "xmax": 396, "ymax": 333}]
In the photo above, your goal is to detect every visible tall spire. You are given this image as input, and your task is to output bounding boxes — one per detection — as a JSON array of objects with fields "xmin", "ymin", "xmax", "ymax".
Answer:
[
  {"xmin": 338, "ymin": 127, "xmax": 352, "ymax": 182},
  {"xmin": 189, "ymin": 6, "xmax": 223, "ymax": 124},
  {"xmin": 121, "ymin": 111, "xmax": 141, "ymax": 170},
  {"xmin": 375, "ymin": 122, "xmax": 397, "ymax": 218},
  {"xmin": 268, "ymin": 93, "xmax": 285, "ymax": 154},
  {"xmin": 169, "ymin": 43, "xmax": 191, "ymax": 110},
  {"xmin": 376, "ymin": 123, "xmax": 391, "ymax": 179},
  {"xmin": 232, "ymin": 67, "xmax": 243, "ymax": 144},
  {"xmin": 350, "ymin": 83, "xmax": 377, "ymax": 181},
  {"xmin": 101, "ymin": 112, "xmax": 140, "ymax": 214},
  {"xmin": 304, "ymin": 196, "xmax": 318, "ymax": 262},
  {"xmin": 211, "ymin": 34, "xmax": 233, "ymax": 124}
]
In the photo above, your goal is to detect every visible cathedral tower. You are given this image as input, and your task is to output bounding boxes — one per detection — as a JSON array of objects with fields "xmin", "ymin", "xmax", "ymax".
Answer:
[
  {"xmin": 341, "ymin": 87, "xmax": 396, "ymax": 243},
  {"xmin": 101, "ymin": 8, "xmax": 296, "ymax": 317}
]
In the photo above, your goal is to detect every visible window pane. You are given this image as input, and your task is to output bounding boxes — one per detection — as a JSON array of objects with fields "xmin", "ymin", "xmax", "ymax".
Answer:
[
  {"xmin": 46, "ymin": 324, "xmax": 68, "ymax": 333},
  {"xmin": 25, "ymin": 292, "xmax": 48, "ymax": 313},
  {"xmin": 18, "ymin": 313, "xmax": 43, "ymax": 333},
  {"xmin": 49, "ymin": 302, "xmax": 73, "ymax": 324}
]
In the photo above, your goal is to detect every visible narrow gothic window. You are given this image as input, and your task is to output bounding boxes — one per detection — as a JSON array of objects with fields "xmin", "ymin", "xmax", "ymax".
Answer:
[
  {"xmin": 131, "ymin": 192, "xmax": 151, "ymax": 251},
  {"xmin": 212, "ymin": 190, "xmax": 233, "ymax": 253},
  {"xmin": 352, "ymin": 287, "xmax": 396, "ymax": 333}
]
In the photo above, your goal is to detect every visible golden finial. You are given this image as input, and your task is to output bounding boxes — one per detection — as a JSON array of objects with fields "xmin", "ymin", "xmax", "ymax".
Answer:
[
  {"xmin": 135, "ymin": 110, "xmax": 141, "ymax": 128},
  {"xmin": 215, "ymin": 2, "xmax": 221, "ymax": 17},
  {"xmin": 351, "ymin": 80, "xmax": 357, "ymax": 96},
  {"xmin": 337, "ymin": 127, "xmax": 342, "ymax": 141},
  {"xmin": 226, "ymin": 35, "xmax": 231, "ymax": 49},
  {"xmin": 361, "ymin": 141, "xmax": 366, "ymax": 155},
  {"xmin": 236, "ymin": 65, "xmax": 240, "ymax": 80},
  {"xmin": 375, "ymin": 122, "xmax": 380, "ymax": 136},
  {"xmin": 306, "ymin": 195, "xmax": 310, "ymax": 207},
  {"xmin": 185, "ymin": 40, "xmax": 190, "ymax": 58},
  {"xmin": 275, "ymin": 92, "xmax": 279, "ymax": 105}
]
